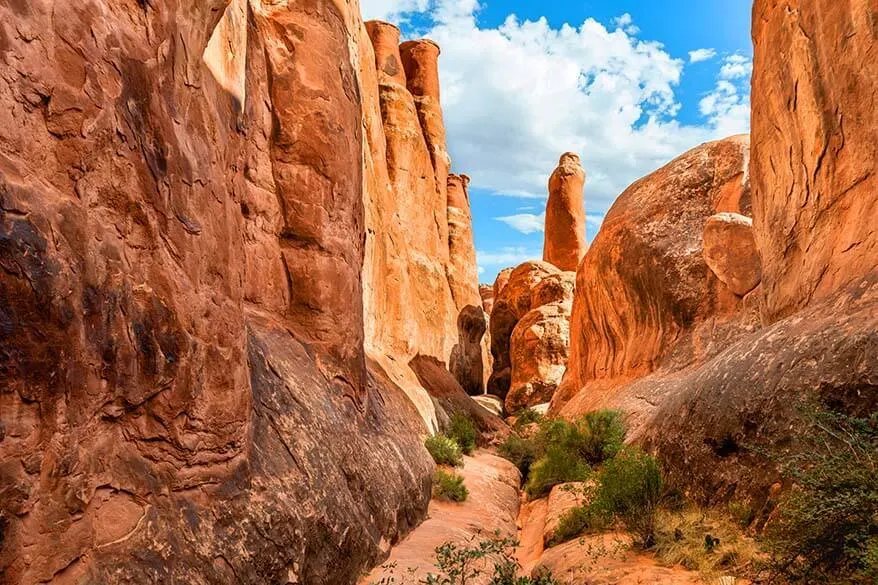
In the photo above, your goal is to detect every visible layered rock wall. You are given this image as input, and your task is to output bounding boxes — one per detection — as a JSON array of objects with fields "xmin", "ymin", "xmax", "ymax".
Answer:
[{"xmin": 0, "ymin": 2, "xmax": 491, "ymax": 583}]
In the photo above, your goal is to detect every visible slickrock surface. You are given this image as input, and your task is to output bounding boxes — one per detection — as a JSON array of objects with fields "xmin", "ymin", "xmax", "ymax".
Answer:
[
  {"xmin": 543, "ymin": 153, "xmax": 587, "ymax": 271},
  {"xmin": 703, "ymin": 213, "xmax": 761, "ymax": 296},
  {"xmin": 542, "ymin": 482, "xmax": 589, "ymax": 547},
  {"xmin": 363, "ymin": 22, "xmax": 488, "ymax": 424},
  {"xmin": 751, "ymin": 0, "xmax": 877, "ymax": 323},
  {"xmin": 554, "ymin": 0, "xmax": 878, "ymax": 506},
  {"xmin": 360, "ymin": 452, "xmax": 521, "ymax": 585},
  {"xmin": 488, "ymin": 261, "xmax": 560, "ymax": 399},
  {"xmin": 446, "ymin": 174, "xmax": 490, "ymax": 394}
]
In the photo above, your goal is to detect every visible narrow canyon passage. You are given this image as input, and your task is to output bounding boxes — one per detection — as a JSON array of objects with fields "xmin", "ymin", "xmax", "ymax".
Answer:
[{"xmin": 361, "ymin": 448, "xmax": 714, "ymax": 585}]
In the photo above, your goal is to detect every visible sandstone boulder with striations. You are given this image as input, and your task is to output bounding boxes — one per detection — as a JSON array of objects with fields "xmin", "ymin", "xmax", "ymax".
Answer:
[
  {"xmin": 480, "ymin": 284, "xmax": 495, "ymax": 314},
  {"xmin": 702, "ymin": 212, "xmax": 761, "ymax": 296},
  {"xmin": 543, "ymin": 153, "xmax": 587, "ymax": 271},
  {"xmin": 554, "ymin": 135, "xmax": 752, "ymax": 413}
]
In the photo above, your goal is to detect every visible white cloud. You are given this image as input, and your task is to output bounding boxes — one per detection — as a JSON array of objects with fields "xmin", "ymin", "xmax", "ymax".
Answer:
[
  {"xmin": 476, "ymin": 246, "xmax": 541, "ymax": 267},
  {"xmin": 360, "ymin": 0, "xmax": 430, "ymax": 21},
  {"xmin": 361, "ymin": 0, "xmax": 752, "ymax": 231},
  {"xmin": 688, "ymin": 48, "xmax": 717, "ymax": 63},
  {"xmin": 495, "ymin": 212, "xmax": 545, "ymax": 234},
  {"xmin": 719, "ymin": 54, "xmax": 752, "ymax": 79},
  {"xmin": 612, "ymin": 13, "xmax": 640, "ymax": 35}
]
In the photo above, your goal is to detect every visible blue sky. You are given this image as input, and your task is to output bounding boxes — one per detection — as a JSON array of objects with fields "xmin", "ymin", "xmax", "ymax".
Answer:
[{"xmin": 361, "ymin": 1, "xmax": 753, "ymax": 282}]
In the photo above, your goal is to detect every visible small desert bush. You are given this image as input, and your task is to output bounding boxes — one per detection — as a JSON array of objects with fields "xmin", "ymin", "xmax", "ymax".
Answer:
[
  {"xmin": 593, "ymin": 448, "xmax": 663, "ymax": 548},
  {"xmin": 574, "ymin": 410, "xmax": 626, "ymax": 465},
  {"xmin": 421, "ymin": 534, "xmax": 561, "ymax": 585},
  {"xmin": 497, "ymin": 432, "xmax": 540, "ymax": 478},
  {"xmin": 549, "ymin": 492, "xmax": 611, "ymax": 547},
  {"xmin": 512, "ymin": 408, "xmax": 544, "ymax": 430},
  {"xmin": 432, "ymin": 469, "xmax": 468, "ymax": 502},
  {"xmin": 653, "ymin": 507, "xmax": 759, "ymax": 578},
  {"xmin": 764, "ymin": 409, "xmax": 878, "ymax": 584},
  {"xmin": 499, "ymin": 410, "xmax": 627, "ymax": 492},
  {"xmin": 426, "ymin": 434, "xmax": 464, "ymax": 467},
  {"xmin": 524, "ymin": 445, "xmax": 592, "ymax": 499},
  {"xmin": 448, "ymin": 413, "xmax": 477, "ymax": 455}
]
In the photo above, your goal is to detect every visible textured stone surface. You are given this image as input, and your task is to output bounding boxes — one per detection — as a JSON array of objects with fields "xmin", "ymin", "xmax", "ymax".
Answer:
[
  {"xmin": 751, "ymin": 0, "xmax": 877, "ymax": 323},
  {"xmin": 703, "ymin": 213, "xmax": 761, "ymax": 296},
  {"xmin": 543, "ymin": 482, "xmax": 589, "ymax": 547},
  {"xmin": 0, "ymin": 2, "xmax": 440, "ymax": 583},
  {"xmin": 543, "ymin": 153, "xmax": 587, "ymax": 271},
  {"xmin": 480, "ymin": 284, "xmax": 495, "ymax": 314},
  {"xmin": 488, "ymin": 261, "xmax": 560, "ymax": 398},
  {"xmin": 506, "ymin": 302, "xmax": 572, "ymax": 413},
  {"xmin": 555, "ymin": 136, "xmax": 751, "ymax": 410},
  {"xmin": 360, "ymin": 452, "xmax": 521, "ymax": 585}
]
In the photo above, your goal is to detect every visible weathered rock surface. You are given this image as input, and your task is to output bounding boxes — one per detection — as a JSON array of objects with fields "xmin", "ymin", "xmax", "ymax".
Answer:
[
  {"xmin": 554, "ymin": 1, "xmax": 878, "ymax": 510},
  {"xmin": 488, "ymin": 261, "xmax": 560, "ymax": 398},
  {"xmin": 555, "ymin": 136, "xmax": 752, "ymax": 410},
  {"xmin": 363, "ymin": 22, "xmax": 488, "ymax": 422},
  {"xmin": 360, "ymin": 452, "xmax": 521, "ymax": 584},
  {"xmin": 506, "ymin": 302, "xmax": 572, "ymax": 413},
  {"xmin": 543, "ymin": 153, "xmax": 587, "ymax": 271},
  {"xmin": 543, "ymin": 482, "xmax": 589, "ymax": 547},
  {"xmin": 751, "ymin": 0, "xmax": 877, "ymax": 323},
  {"xmin": 493, "ymin": 267, "xmax": 514, "ymax": 299},
  {"xmin": 0, "ymin": 2, "xmax": 491, "ymax": 583},
  {"xmin": 703, "ymin": 213, "xmax": 761, "ymax": 296},
  {"xmin": 480, "ymin": 284, "xmax": 495, "ymax": 314}
]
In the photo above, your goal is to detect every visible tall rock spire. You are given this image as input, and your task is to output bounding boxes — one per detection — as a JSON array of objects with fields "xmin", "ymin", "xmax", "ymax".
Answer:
[{"xmin": 543, "ymin": 152, "xmax": 587, "ymax": 271}]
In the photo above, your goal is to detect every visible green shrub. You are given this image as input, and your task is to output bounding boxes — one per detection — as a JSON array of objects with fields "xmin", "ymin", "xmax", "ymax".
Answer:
[
  {"xmin": 432, "ymin": 469, "xmax": 468, "ymax": 502},
  {"xmin": 593, "ymin": 447, "xmax": 662, "ymax": 548},
  {"xmin": 512, "ymin": 408, "xmax": 544, "ymax": 430},
  {"xmin": 548, "ymin": 496, "xmax": 611, "ymax": 547},
  {"xmin": 420, "ymin": 534, "xmax": 561, "ymax": 585},
  {"xmin": 498, "ymin": 432, "xmax": 539, "ymax": 478},
  {"xmin": 426, "ymin": 434, "xmax": 463, "ymax": 467},
  {"xmin": 574, "ymin": 410, "xmax": 626, "ymax": 465},
  {"xmin": 524, "ymin": 445, "xmax": 591, "ymax": 499},
  {"xmin": 765, "ymin": 409, "xmax": 878, "ymax": 584},
  {"xmin": 448, "ymin": 413, "xmax": 477, "ymax": 455}
]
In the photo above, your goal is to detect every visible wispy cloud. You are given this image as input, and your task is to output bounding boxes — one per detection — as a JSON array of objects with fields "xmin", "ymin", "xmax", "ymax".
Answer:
[
  {"xmin": 495, "ymin": 212, "xmax": 545, "ymax": 234},
  {"xmin": 476, "ymin": 246, "xmax": 541, "ymax": 267},
  {"xmin": 688, "ymin": 48, "xmax": 717, "ymax": 63}
]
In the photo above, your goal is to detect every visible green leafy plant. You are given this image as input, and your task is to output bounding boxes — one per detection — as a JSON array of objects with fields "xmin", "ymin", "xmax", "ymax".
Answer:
[
  {"xmin": 574, "ymin": 410, "xmax": 626, "ymax": 465},
  {"xmin": 548, "ymin": 495, "xmax": 611, "ymax": 547},
  {"xmin": 432, "ymin": 469, "xmax": 469, "ymax": 502},
  {"xmin": 764, "ymin": 409, "xmax": 878, "ymax": 584},
  {"xmin": 497, "ymin": 432, "xmax": 539, "ymax": 478},
  {"xmin": 593, "ymin": 447, "xmax": 663, "ymax": 548},
  {"xmin": 448, "ymin": 413, "xmax": 477, "ymax": 455},
  {"xmin": 524, "ymin": 445, "xmax": 592, "ymax": 499},
  {"xmin": 426, "ymin": 434, "xmax": 464, "ymax": 467},
  {"xmin": 512, "ymin": 408, "xmax": 544, "ymax": 430}
]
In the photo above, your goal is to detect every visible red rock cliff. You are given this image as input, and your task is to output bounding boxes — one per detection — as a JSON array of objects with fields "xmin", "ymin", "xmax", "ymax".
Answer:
[
  {"xmin": 0, "ymin": 2, "xmax": 441, "ymax": 583},
  {"xmin": 751, "ymin": 0, "xmax": 877, "ymax": 323}
]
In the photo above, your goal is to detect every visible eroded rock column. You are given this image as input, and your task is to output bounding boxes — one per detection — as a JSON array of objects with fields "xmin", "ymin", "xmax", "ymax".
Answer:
[{"xmin": 543, "ymin": 153, "xmax": 587, "ymax": 272}]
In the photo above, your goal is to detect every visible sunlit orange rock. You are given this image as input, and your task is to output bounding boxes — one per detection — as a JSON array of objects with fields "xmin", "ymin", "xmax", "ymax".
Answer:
[
  {"xmin": 543, "ymin": 153, "xmax": 587, "ymax": 271},
  {"xmin": 703, "ymin": 212, "xmax": 761, "ymax": 296}
]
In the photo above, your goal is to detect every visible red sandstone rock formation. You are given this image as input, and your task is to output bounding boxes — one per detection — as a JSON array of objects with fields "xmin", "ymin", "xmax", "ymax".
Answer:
[
  {"xmin": 505, "ymin": 272, "xmax": 575, "ymax": 412},
  {"xmin": 702, "ymin": 213, "xmax": 761, "ymax": 296},
  {"xmin": 0, "ymin": 2, "xmax": 436, "ymax": 583},
  {"xmin": 363, "ymin": 23, "xmax": 487, "ymax": 418},
  {"xmin": 555, "ymin": 1, "xmax": 878, "ymax": 507},
  {"xmin": 554, "ymin": 136, "xmax": 751, "ymax": 411},
  {"xmin": 751, "ymin": 0, "xmax": 877, "ymax": 323},
  {"xmin": 480, "ymin": 285, "xmax": 495, "ymax": 314},
  {"xmin": 543, "ymin": 153, "xmax": 587, "ymax": 271},
  {"xmin": 487, "ymin": 261, "xmax": 560, "ymax": 398}
]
